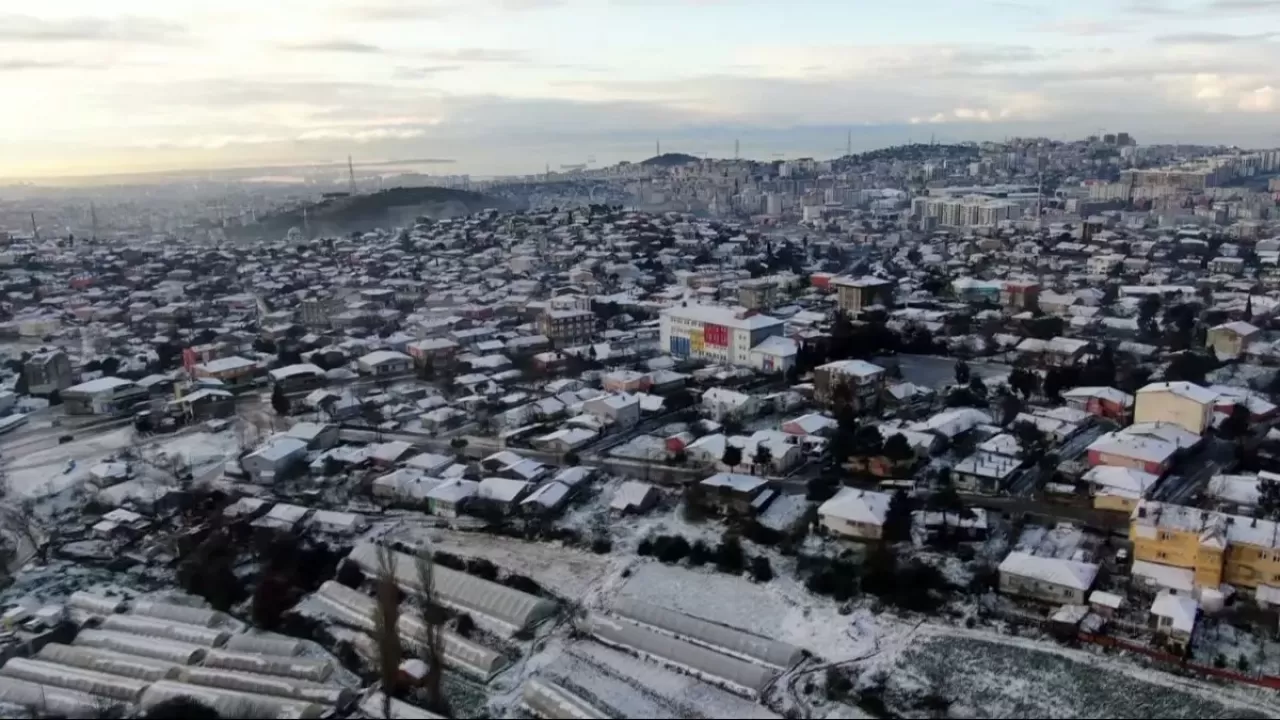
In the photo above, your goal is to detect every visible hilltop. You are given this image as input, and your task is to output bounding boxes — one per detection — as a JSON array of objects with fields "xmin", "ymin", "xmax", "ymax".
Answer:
[
  {"xmin": 641, "ymin": 153, "xmax": 701, "ymax": 167},
  {"xmin": 228, "ymin": 185, "xmax": 510, "ymax": 239}
]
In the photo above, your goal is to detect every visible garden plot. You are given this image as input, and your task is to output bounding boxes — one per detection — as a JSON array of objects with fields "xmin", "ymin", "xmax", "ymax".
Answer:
[
  {"xmin": 616, "ymin": 562, "xmax": 911, "ymax": 663},
  {"xmin": 865, "ymin": 626, "xmax": 1279, "ymax": 719},
  {"xmin": 542, "ymin": 641, "xmax": 780, "ymax": 719},
  {"xmin": 392, "ymin": 526, "xmax": 617, "ymax": 602}
]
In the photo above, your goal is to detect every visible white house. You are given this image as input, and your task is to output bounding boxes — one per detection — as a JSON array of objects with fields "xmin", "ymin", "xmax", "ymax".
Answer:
[
  {"xmin": 241, "ymin": 437, "xmax": 309, "ymax": 483},
  {"xmin": 997, "ymin": 551, "xmax": 1099, "ymax": 604},
  {"xmin": 357, "ymin": 350, "xmax": 413, "ymax": 376}
]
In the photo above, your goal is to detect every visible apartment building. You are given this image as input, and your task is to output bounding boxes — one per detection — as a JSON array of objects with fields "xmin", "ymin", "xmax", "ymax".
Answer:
[
  {"xmin": 23, "ymin": 349, "xmax": 73, "ymax": 396},
  {"xmin": 1134, "ymin": 381, "xmax": 1217, "ymax": 436},
  {"xmin": 1131, "ymin": 500, "xmax": 1280, "ymax": 596},
  {"xmin": 659, "ymin": 304, "xmax": 785, "ymax": 368},
  {"xmin": 830, "ymin": 275, "xmax": 893, "ymax": 315},
  {"xmin": 738, "ymin": 278, "xmax": 778, "ymax": 310},
  {"xmin": 813, "ymin": 359, "xmax": 885, "ymax": 411},
  {"xmin": 538, "ymin": 309, "xmax": 595, "ymax": 346},
  {"xmin": 299, "ymin": 296, "xmax": 339, "ymax": 329}
]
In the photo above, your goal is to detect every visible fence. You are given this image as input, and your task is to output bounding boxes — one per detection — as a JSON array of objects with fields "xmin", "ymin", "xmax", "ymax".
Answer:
[{"xmin": 1079, "ymin": 632, "xmax": 1280, "ymax": 691}]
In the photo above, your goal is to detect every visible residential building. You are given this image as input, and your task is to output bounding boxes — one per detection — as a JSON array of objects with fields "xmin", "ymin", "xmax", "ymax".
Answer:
[
  {"xmin": 817, "ymin": 488, "xmax": 891, "ymax": 541},
  {"xmin": 830, "ymin": 275, "xmax": 893, "ymax": 315},
  {"xmin": 738, "ymin": 278, "xmax": 778, "ymax": 310},
  {"xmin": 357, "ymin": 350, "xmax": 412, "ymax": 376},
  {"xmin": 1134, "ymin": 381, "xmax": 1217, "ymax": 435},
  {"xmin": 698, "ymin": 472, "xmax": 775, "ymax": 516},
  {"xmin": 659, "ymin": 303, "xmax": 785, "ymax": 367},
  {"xmin": 1062, "ymin": 386, "xmax": 1134, "ymax": 422},
  {"xmin": 1130, "ymin": 500, "xmax": 1280, "ymax": 595},
  {"xmin": 267, "ymin": 363, "xmax": 326, "ymax": 392},
  {"xmin": 1150, "ymin": 593, "xmax": 1198, "ymax": 654},
  {"xmin": 406, "ymin": 338, "xmax": 460, "ymax": 368},
  {"xmin": 62, "ymin": 377, "xmax": 148, "ymax": 416},
  {"xmin": 1205, "ymin": 321, "xmax": 1260, "ymax": 360},
  {"xmin": 241, "ymin": 437, "xmax": 309, "ymax": 483},
  {"xmin": 584, "ymin": 393, "xmax": 641, "ymax": 427},
  {"xmin": 299, "ymin": 296, "xmax": 339, "ymax": 329},
  {"xmin": 1014, "ymin": 337, "xmax": 1090, "ymax": 368},
  {"xmin": 23, "ymin": 350, "xmax": 73, "ymax": 396},
  {"xmin": 952, "ymin": 432, "xmax": 1022, "ymax": 495},
  {"xmin": 747, "ymin": 336, "xmax": 797, "ymax": 374},
  {"xmin": 538, "ymin": 309, "xmax": 595, "ymax": 346},
  {"xmin": 192, "ymin": 355, "xmax": 258, "ymax": 389},
  {"xmin": 997, "ymin": 551, "xmax": 1099, "ymax": 604},
  {"xmin": 1087, "ymin": 422, "xmax": 1198, "ymax": 475},
  {"xmin": 610, "ymin": 480, "xmax": 659, "ymax": 514},
  {"xmin": 1083, "ymin": 465, "xmax": 1159, "ymax": 512},
  {"xmin": 813, "ymin": 359, "xmax": 885, "ymax": 410}
]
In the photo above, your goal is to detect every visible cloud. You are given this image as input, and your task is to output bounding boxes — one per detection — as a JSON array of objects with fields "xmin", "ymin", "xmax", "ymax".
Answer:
[
  {"xmin": 0, "ymin": 59, "xmax": 90, "ymax": 71},
  {"xmin": 1155, "ymin": 31, "xmax": 1278, "ymax": 43},
  {"xmin": 395, "ymin": 65, "xmax": 465, "ymax": 78},
  {"xmin": 296, "ymin": 127, "xmax": 433, "ymax": 142},
  {"xmin": 349, "ymin": 0, "xmax": 561, "ymax": 20},
  {"xmin": 1209, "ymin": 0, "xmax": 1280, "ymax": 10},
  {"xmin": 1033, "ymin": 19, "xmax": 1124, "ymax": 36},
  {"xmin": 1238, "ymin": 85, "xmax": 1276, "ymax": 111},
  {"xmin": 424, "ymin": 48, "xmax": 531, "ymax": 63},
  {"xmin": 0, "ymin": 14, "xmax": 185, "ymax": 43},
  {"xmin": 280, "ymin": 40, "xmax": 383, "ymax": 53}
]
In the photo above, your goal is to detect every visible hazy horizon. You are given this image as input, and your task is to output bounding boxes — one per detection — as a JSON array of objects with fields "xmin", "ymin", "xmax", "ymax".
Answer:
[{"xmin": 4, "ymin": 0, "xmax": 1280, "ymax": 182}]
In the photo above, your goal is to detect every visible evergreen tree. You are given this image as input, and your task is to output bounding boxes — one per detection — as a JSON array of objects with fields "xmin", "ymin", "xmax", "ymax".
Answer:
[{"xmin": 271, "ymin": 384, "xmax": 291, "ymax": 415}]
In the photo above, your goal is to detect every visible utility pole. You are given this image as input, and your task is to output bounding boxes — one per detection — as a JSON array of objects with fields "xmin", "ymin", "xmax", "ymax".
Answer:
[
  {"xmin": 29, "ymin": 212, "xmax": 37, "ymax": 241},
  {"xmin": 347, "ymin": 155, "xmax": 357, "ymax": 195},
  {"xmin": 734, "ymin": 139, "xmax": 740, "ymax": 160},
  {"xmin": 846, "ymin": 129, "xmax": 852, "ymax": 157}
]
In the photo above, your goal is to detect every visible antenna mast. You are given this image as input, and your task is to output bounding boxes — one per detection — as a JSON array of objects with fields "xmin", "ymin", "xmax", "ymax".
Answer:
[
  {"xmin": 347, "ymin": 155, "xmax": 357, "ymax": 195},
  {"xmin": 846, "ymin": 129, "xmax": 852, "ymax": 157},
  {"xmin": 90, "ymin": 202, "xmax": 98, "ymax": 242},
  {"xmin": 29, "ymin": 212, "xmax": 37, "ymax": 242},
  {"xmin": 734, "ymin": 139, "xmax": 740, "ymax": 160}
]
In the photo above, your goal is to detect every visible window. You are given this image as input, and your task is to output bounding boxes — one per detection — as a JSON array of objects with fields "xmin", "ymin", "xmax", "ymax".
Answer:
[{"xmin": 1157, "ymin": 551, "xmax": 1168, "ymax": 560}]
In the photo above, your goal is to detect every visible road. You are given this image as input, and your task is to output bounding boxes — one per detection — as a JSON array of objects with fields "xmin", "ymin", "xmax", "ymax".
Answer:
[
  {"xmin": 1007, "ymin": 423, "xmax": 1110, "ymax": 497},
  {"xmin": 1153, "ymin": 437, "xmax": 1236, "ymax": 504}
]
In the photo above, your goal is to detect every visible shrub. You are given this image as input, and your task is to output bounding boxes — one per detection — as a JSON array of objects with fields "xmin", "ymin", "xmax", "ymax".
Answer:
[
  {"xmin": 1238, "ymin": 656, "xmax": 1251, "ymax": 673},
  {"xmin": 654, "ymin": 535, "xmax": 691, "ymax": 564},
  {"xmin": 432, "ymin": 551, "xmax": 465, "ymax": 571},
  {"xmin": 688, "ymin": 540, "xmax": 711, "ymax": 566},
  {"xmin": 466, "ymin": 558, "xmax": 499, "ymax": 581},
  {"xmin": 335, "ymin": 561, "xmax": 365, "ymax": 590},
  {"xmin": 743, "ymin": 522, "xmax": 782, "ymax": 547},
  {"xmin": 715, "ymin": 534, "xmax": 745, "ymax": 574},
  {"xmin": 637, "ymin": 539, "xmax": 654, "ymax": 556},
  {"xmin": 591, "ymin": 537, "xmax": 613, "ymax": 554},
  {"xmin": 455, "ymin": 613, "xmax": 475, "ymax": 638},
  {"xmin": 1214, "ymin": 653, "xmax": 1227, "ymax": 669},
  {"xmin": 825, "ymin": 667, "xmax": 853, "ymax": 700},
  {"xmin": 749, "ymin": 556, "xmax": 774, "ymax": 582},
  {"xmin": 502, "ymin": 574, "xmax": 543, "ymax": 596}
]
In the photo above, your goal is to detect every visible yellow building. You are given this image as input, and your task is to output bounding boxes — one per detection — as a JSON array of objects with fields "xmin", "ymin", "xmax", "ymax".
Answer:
[
  {"xmin": 1133, "ymin": 381, "xmax": 1216, "ymax": 436},
  {"xmin": 1205, "ymin": 320, "xmax": 1260, "ymax": 360},
  {"xmin": 1130, "ymin": 500, "xmax": 1280, "ymax": 594}
]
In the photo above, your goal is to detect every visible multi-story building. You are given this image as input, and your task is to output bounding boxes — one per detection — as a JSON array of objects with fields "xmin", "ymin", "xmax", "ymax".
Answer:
[
  {"xmin": 1131, "ymin": 500, "xmax": 1280, "ymax": 596},
  {"xmin": 299, "ymin": 296, "xmax": 339, "ymax": 329},
  {"xmin": 538, "ymin": 309, "xmax": 595, "ymax": 346},
  {"xmin": 814, "ymin": 359, "xmax": 885, "ymax": 411},
  {"xmin": 1134, "ymin": 381, "xmax": 1216, "ymax": 436},
  {"xmin": 737, "ymin": 278, "xmax": 777, "ymax": 310},
  {"xmin": 659, "ymin": 304, "xmax": 785, "ymax": 368},
  {"xmin": 830, "ymin": 275, "xmax": 893, "ymax": 315},
  {"xmin": 23, "ymin": 349, "xmax": 73, "ymax": 396},
  {"xmin": 192, "ymin": 355, "xmax": 258, "ymax": 389}
]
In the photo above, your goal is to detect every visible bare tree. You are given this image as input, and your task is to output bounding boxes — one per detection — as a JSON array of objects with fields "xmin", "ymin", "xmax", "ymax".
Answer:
[
  {"xmin": 0, "ymin": 499, "xmax": 46, "ymax": 563},
  {"xmin": 413, "ymin": 548, "xmax": 449, "ymax": 716},
  {"xmin": 374, "ymin": 545, "xmax": 402, "ymax": 720}
]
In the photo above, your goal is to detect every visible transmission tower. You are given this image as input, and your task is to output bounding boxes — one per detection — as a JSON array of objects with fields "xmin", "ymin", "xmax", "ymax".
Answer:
[{"xmin": 347, "ymin": 155, "xmax": 357, "ymax": 195}]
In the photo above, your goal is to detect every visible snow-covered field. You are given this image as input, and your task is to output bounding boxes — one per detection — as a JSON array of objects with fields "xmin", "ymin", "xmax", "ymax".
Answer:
[
  {"xmin": 3, "ymin": 426, "xmax": 136, "ymax": 498},
  {"xmin": 149, "ymin": 430, "xmax": 240, "ymax": 475},
  {"xmin": 618, "ymin": 562, "xmax": 910, "ymax": 663},
  {"xmin": 541, "ymin": 641, "xmax": 781, "ymax": 719},
  {"xmin": 865, "ymin": 625, "xmax": 1280, "ymax": 719}
]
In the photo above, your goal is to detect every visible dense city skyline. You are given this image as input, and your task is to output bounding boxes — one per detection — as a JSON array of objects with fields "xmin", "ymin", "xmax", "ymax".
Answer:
[{"xmin": 3, "ymin": 0, "xmax": 1280, "ymax": 180}]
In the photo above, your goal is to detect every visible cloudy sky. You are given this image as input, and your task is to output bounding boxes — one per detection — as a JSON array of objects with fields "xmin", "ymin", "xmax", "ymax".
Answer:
[{"xmin": 3, "ymin": 0, "xmax": 1280, "ymax": 179}]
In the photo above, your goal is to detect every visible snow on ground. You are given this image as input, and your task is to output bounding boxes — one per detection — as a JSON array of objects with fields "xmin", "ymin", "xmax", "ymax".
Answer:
[
  {"xmin": 542, "ymin": 640, "xmax": 780, "ymax": 719},
  {"xmin": 860, "ymin": 624, "xmax": 1280, "ymax": 719},
  {"xmin": 3, "ymin": 427, "xmax": 136, "ymax": 498},
  {"xmin": 609, "ymin": 435, "xmax": 668, "ymax": 461},
  {"xmin": 148, "ymin": 430, "xmax": 240, "ymax": 475},
  {"xmin": 616, "ymin": 561, "xmax": 909, "ymax": 663},
  {"xmin": 392, "ymin": 525, "xmax": 616, "ymax": 602}
]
